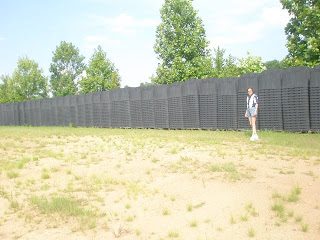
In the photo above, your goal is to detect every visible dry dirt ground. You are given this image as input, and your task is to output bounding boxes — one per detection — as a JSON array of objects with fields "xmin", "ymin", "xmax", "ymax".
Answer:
[{"xmin": 0, "ymin": 127, "xmax": 320, "ymax": 240}]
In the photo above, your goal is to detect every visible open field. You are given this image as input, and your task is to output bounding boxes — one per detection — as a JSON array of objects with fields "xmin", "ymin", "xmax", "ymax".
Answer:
[{"xmin": 0, "ymin": 126, "xmax": 320, "ymax": 240}]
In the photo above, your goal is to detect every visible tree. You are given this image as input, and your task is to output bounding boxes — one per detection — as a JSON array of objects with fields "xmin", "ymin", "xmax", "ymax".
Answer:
[
  {"xmin": 0, "ymin": 75, "xmax": 13, "ymax": 103},
  {"xmin": 212, "ymin": 46, "xmax": 239, "ymax": 78},
  {"xmin": 237, "ymin": 52, "xmax": 266, "ymax": 75},
  {"xmin": 79, "ymin": 46, "xmax": 121, "ymax": 93},
  {"xmin": 50, "ymin": 41, "xmax": 85, "ymax": 96},
  {"xmin": 152, "ymin": 0, "xmax": 213, "ymax": 84},
  {"xmin": 280, "ymin": 0, "xmax": 320, "ymax": 67},
  {"xmin": 140, "ymin": 81, "xmax": 156, "ymax": 87},
  {"xmin": 0, "ymin": 57, "xmax": 48, "ymax": 103},
  {"xmin": 264, "ymin": 59, "xmax": 286, "ymax": 69}
]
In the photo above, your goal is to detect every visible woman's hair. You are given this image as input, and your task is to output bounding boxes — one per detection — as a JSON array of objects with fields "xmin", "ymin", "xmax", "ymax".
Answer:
[{"xmin": 247, "ymin": 87, "xmax": 254, "ymax": 92}]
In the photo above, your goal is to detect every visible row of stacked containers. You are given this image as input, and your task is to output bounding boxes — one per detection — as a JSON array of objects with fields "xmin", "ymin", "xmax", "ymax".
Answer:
[{"xmin": 0, "ymin": 66, "xmax": 319, "ymax": 132}]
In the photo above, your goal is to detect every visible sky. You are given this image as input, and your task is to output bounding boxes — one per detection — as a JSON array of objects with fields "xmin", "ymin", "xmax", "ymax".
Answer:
[{"xmin": 0, "ymin": 0, "xmax": 290, "ymax": 87}]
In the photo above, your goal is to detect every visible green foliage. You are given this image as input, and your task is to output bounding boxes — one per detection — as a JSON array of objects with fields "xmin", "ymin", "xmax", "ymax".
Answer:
[
  {"xmin": 0, "ymin": 57, "xmax": 48, "ymax": 103},
  {"xmin": 79, "ymin": 45, "xmax": 121, "ymax": 93},
  {"xmin": 152, "ymin": 0, "xmax": 214, "ymax": 84},
  {"xmin": 0, "ymin": 75, "xmax": 13, "ymax": 103},
  {"xmin": 264, "ymin": 59, "xmax": 287, "ymax": 69},
  {"xmin": 50, "ymin": 41, "xmax": 85, "ymax": 97},
  {"xmin": 280, "ymin": 0, "xmax": 320, "ymax": 67},
  {"xmin": 238, "ymin": 52, "xmax": 266, "ymax": 75},
  {"xmin": 212, "ymin": 46, "xmax": 239, "ymax": 78}
]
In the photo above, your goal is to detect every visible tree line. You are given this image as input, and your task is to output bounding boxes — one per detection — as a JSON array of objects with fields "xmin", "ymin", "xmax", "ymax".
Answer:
[{"xmin": 1, "ymin": 0, "xmax": 319, "ymax": 103}]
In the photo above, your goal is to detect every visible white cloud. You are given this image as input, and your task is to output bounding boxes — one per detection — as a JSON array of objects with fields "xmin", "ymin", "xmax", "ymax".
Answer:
[
  {"xmin": 0, "ymin": 37, "xmax": 5, "ymax": 41},
  {"xmin": 262, "ymin": 7, "xmax": 290, "ymax": 25},
  {"xmin": 84, "ymin": 35, "xmax": 121, "ymax": 50},
  {"xmin": 92, "ymin": 13, "xmax": 159, "ymax": 34},
  {"xmin": 206, "ymin": 1, "xmax": 289, "ymax": 48}
]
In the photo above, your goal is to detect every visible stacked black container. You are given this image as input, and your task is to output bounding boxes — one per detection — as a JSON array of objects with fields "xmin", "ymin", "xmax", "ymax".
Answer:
[
  {"xmin": 198, "ymin": 78, "xmax": 218, "ymax": 129},
  {"xmin": 167, "ymin": 82, "xmax": 184, "ymax": 129},
  {"xmin": 69, "ymin": 95, "xmax": 77, "ymax": 126},
  {"xmin": 85, "ymin": 93, "xmax": 94, "ymax": 127},
  {"xmin": 258, "ymin": 69, "xmax": 284, "ymax": 130},
  {"xmin": 129, "ymin": 87, "xmax": 143, "ymax": 128},
  {"xmin": 13, "ymin": 102, "xmax": 19, "ymax": 126},
  {"xmin": 40, "ymin": 99, "xmax": 47, "ymax": 126},
  {"xmin": 310, "ymin": 68, "xmax": 320, "ymax": 131},
  {"xmin": 57, "ymin": 97, "xmax": 65, "ymax": 126},
  {"xmin": 24, "ymin": 101, "xmax": 31, "ymax": 126},
  {"xmin": 182, "ymin": 79, "xmax": 200, "ymax": 129},
  {"xmin": 237, "ymin": 73, "xmax": 259, "ymax": 130},
  {"xmin": 5, "ymin": 103, "xmax": 12, "ymax": 125},
  {"xmin": 282, "ymin": 66, "xmax": 310, "ymax": 132},
  {"xmin": 100, "ymin": 91, "xmax": 111, "ymax": 128},
  {"xmin": 217, "ymin": 77, "xmax": 238, "ymax": 130},
  {"xmin": 76, "ymin": 94, "xmax": 86, "ymax": 127},
  {"xmin": 154, "ymin": 84, "xmax": 169, "ymax": 128},
  {"xmin": 141, "ymin": 86, "xmax": 155, "ymax": 128},
  {"xmin": 18, "ymin": 102, "xmax": 25, "ymax": 126},
  {"xmin": 92, "ymin": 92, "xmax": 102, "ymax": 127},
  {"xmin": 110, "ymin": 88, "xmax": 131, "ymax": 128}
]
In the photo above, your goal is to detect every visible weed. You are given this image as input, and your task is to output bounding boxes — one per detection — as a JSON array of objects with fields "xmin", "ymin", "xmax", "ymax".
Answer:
[
  {"xmin": 295, "ymin": 215, "xmax": 303, "ymax": 222},
  {"xmin": 41, "ymin": 172, "xmax": 50, "ymax": 180},
  {"xmin": 162, "ymin": 208, "xmax": 170, "ymax": 216},
  {"xmin": 287, "ymin": 186, "xmax": 301, "ymax": 202},
  {"xmin": 189, "ymin": 219, "xmax": 198, "ymax": 227},
  {"xmin": 248, "ymin": 228, "xmax": 255, "ymax": 238},
  {"xmin": 17, "ymin": 157, "xmax": 31, "ymax": 169},
  {"xmin": 168, "ymin": 230, "xmax": 179, "ymax": 238},
  {"xmin": 240, "ymin": 214, "xmax": 248, "ymax": 222},
  {"xmin": 230, "ymin": 215, "xmax": 236, "ymax": 224},
  {"xmin": 301, "ymin": 224, "xmax": 309, "ymax": 232},
  {"xmin": 7, "ymin": 171, "xmax": 19, "ymax": 179},
  {"xmin": 272, "ymin": 202, "xmax": 285, "ymax": 219},
  {"xmin": 30, "ymin": 196, "xmax": 92, "ymax": 217}
]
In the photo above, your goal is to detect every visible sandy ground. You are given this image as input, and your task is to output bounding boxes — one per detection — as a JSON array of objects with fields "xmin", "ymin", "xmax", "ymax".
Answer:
[{"xmin": 0, "ymin": 128, "xmax": 320, "ymax": 240}]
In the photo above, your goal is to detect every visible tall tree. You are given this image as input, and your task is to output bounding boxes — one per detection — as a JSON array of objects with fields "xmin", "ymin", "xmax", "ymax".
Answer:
[
  {"xmin": 0, "ymin": 57, "xmax": 48, "ymax": 103},
  {"xmin": 264, "ymin": 59, "xmax": 286, "ymax": 69},
  {"xmin": 0, "ymin": 75, "xmax": 14, "ymax": 103},
  {"xmin": 212, "ymin": 46, "xmax": 239, "ymax": 78},
  {"xmin": 50, "ymin": 41, "xmax": 85, "ymax": 96},
  {"xmin": 280, "ymin": 0, "xmax": 320, "ymax": 67},
  {"xmin": 238, "ymin": 52, "xmax": 266, "ymax": 75},
  {"xmin": 79, "ymin": 46, "xmax": 121, "ymax": 93},
  {"xmin": 152, "ymin": 0, "xmax": 213, "ymax": 84}
]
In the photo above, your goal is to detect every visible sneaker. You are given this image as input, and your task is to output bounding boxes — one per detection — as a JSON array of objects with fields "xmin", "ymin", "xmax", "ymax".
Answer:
[
  {"xmin": 254, "ymin": 134, "xmax": 259, "ymax": 140},
  {"xmin": 250, "ymin": 136, "xmax": 255, "ymax": 141}
]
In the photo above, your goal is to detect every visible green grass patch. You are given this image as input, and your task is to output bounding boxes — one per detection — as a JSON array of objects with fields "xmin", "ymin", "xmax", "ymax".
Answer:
[{"xmin": 30, "ymin": 196, "xmax": 92, "ymax": 217}]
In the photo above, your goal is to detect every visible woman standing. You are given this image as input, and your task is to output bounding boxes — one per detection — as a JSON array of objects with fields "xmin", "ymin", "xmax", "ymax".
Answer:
[{"xmin": 245, "ymin": 87, "xmax": 259, "ymax": 141}]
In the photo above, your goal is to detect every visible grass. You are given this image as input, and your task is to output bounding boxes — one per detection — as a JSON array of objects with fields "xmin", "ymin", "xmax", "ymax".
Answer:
[
  {"xmin": 168, "ymin": 230, "xmax": 179, "ymax": 238},
  {"xmin": 7, "ymin": 170, "xmax": 19, "ymax": 179},
  {"xmin": 287, "ymin": 186, "xmax": 301, "ymax": 202},
  {"xmin": 295, "ymin": 215, "xmax": 303, "ymax": 222},
  {"xmin": 230, "ymin": 215, "xmax": 236, "ymax": 224},
  {"xmin": 272, "ymin": 202, "xmax": 285, "ymax": 219},
  {"xmin": 248, "ymin": 228, "xmax": 256, "ymax": 237},
  {"xmin": 30, "ymin": 195, "xmax": 93, "ymax": 217},
  {"xmin": 41, "ymin": 172, "xmax": 50, "ymax": 179},
  {"xmin": 189, "ymin": 219, "xmax": 198, "ymax": 228},
  {"xmin": 301, "ymin": 223, "xmax": 309, "ymax": 232},
  {"xmin": 0, "ymin": 127, "xmax": 319, "ymax": 238},
  {"xmin": 162, "ymin": 208, "xmax": 170, "ymax": 215}
]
